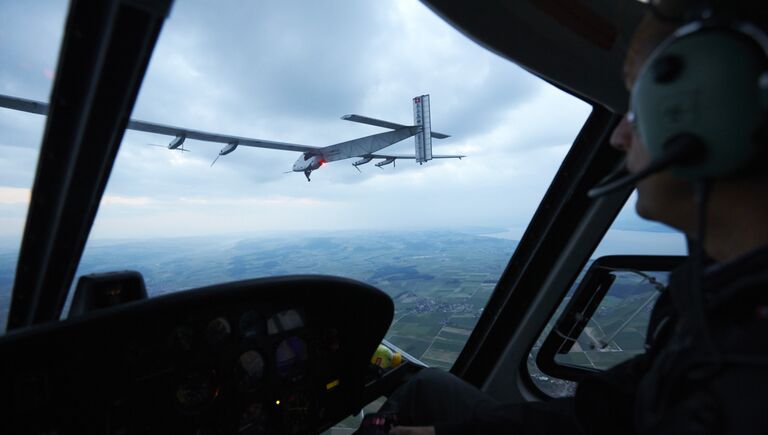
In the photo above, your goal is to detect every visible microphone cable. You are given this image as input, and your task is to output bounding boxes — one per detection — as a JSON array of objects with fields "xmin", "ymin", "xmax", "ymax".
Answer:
[{"xmin": 587, "ymin": 135, "xmax": 706, "ymax": 199}]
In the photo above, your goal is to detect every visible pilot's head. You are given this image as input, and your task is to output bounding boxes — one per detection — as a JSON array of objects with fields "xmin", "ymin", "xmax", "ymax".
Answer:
[
  {"xmin": 610, "ymin": 13, "xmax": 685, "ymax": 226},
  {"xmin": 609, "ymin": 0, "xmax": 768, "ymax": 260}
]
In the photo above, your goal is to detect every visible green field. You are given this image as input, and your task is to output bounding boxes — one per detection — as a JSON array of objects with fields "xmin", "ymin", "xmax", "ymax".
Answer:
[{"xmin": 0, "ymin": 230, "xmax": 517, "ymax": 362}]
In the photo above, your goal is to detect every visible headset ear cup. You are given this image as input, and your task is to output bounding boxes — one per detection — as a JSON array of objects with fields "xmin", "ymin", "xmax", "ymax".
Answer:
[{"xmin": 633, "ymin": 24, "xmax": 768, "ymax": 180}]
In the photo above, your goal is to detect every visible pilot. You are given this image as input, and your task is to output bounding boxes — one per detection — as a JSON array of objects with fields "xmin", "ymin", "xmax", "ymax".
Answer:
[{"xmin": 361, "ymin": 1, "xmax": 768, "ymax": 434}]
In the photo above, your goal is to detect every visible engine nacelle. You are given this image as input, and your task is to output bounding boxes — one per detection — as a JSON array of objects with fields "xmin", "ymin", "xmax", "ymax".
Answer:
[
  {"xmin": 375, "ymin": 158, "xmax": 396, "ymax": 167},
  {"xmin": 353, "ymin": 156, "xmax": 373, "ymax": 167},
  {"xmin": 219, "ymin": 141, "xmax": 238, "ymax": 155},
  {"xmin": 168, "ymin": 134, "xmax": 186, "ymax": 150}
]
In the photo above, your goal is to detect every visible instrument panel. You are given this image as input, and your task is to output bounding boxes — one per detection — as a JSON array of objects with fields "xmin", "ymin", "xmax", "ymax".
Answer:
[{"xmin": 0, "ymin": 275, "xmax": 393, "ymax": 435}]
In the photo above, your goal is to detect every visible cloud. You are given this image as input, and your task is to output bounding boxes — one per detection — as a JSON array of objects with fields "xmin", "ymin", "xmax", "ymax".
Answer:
[
  {"xmin": 176, "ymin": 195, "xmax": 326, "ymax": 207},
  {"xmin": 102, "ymin": 195, "xmax": 155, "ymax": 206},
  {"xmin": 0, "ymin": 0, "xmax": 607, "ymax": 241},
  {"xmin": 0, "ymin": 109, "xmax": 47, "ymax": 151},
  {"xmin": 0, "ymin": 1, "xmax": 68, "ymax": 100},
  {"xmin": 0, "ymin": 187, "xmax": 30, "ymax": 205}
]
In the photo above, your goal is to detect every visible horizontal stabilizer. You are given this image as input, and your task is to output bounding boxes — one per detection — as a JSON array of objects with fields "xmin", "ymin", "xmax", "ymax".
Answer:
[{"xmin": 341, "ymin": 114, "xmax": 450, "ymax": 139}]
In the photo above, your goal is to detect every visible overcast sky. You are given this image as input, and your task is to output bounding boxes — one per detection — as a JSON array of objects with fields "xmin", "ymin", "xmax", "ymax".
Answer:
[{"xmin": 0, "ymin": 0, "xmax": 683, "ymax": 255}]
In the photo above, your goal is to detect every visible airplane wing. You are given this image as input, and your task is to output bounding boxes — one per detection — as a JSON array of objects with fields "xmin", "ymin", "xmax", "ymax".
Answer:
[
  {"xmin": 369, "ymin": 153, "xmax": 465, "ymax": 159},
  {"xmin": 0, "ymin": 93, "xmax": 322, "ymax": 154},
  {"xmin": 127, "ymin": 120, "xmax": 321, "ymax": 153}
]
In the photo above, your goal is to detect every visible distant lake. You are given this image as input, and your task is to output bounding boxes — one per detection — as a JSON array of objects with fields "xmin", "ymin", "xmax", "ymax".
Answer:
[{"xmin": 484, "ymin": 228, "xmax": 686, "ymax": 258}]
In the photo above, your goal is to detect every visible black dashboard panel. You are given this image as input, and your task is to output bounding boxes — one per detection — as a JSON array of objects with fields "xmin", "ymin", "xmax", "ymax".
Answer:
[{"xmin": 0, "ymin": 275, "xmax": 394, "ymax": 435}]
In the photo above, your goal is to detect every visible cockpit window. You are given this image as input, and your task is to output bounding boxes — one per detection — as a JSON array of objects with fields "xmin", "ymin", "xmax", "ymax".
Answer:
[
  {"xmin": 0, "ymin": 0, "xmax": 69, "ymax": 331},
  {"xmin": 1, "ymin": 0, "xmax": 591, "ymax": 368},
  {"xmin": 527, "ymin": 194, "xmax": 687, "ymax": 397}
]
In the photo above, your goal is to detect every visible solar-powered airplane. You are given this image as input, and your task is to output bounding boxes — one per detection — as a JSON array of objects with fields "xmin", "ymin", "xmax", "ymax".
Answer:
[{"xmin": 0, "ymin": 93, "xmax": 464, "ymax": 181}]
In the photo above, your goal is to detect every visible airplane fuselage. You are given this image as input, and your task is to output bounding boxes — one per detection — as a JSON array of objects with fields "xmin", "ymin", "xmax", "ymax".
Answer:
[
  {"xmin": 293, "ymin": 153, "xmax": 327, "ymax": 181},
  {"xmin": 292, "ymin": 153, "xmax": 325, "ymax": 172}
]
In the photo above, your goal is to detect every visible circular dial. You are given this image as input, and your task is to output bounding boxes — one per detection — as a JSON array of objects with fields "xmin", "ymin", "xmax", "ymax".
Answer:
[
  {"xmin": 239, "ymin": 311, "xmax": 265, "ymax": 340},
  {"xmin": 236, "ymin": 350, "xmax": 265, "ymax": 391},
  {"xmin": 175, "ymin": 371, "xmax": 219, "ymax": 413},
  {"xmin": 205, "ymin": 317, "xmax": 231, "ymax": 345},
  {"xmin": 275, "ymin": 336, "xmax": 308, "ymax": 376},
  {"xmin": 169, "ymin": 326, "xmax": 196, "ymax": 352}
]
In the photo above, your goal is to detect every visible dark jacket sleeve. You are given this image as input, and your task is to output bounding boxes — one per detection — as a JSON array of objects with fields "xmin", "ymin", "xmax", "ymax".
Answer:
[
  {"xmin": 434, "ymin": 355, "xmax": 648, "ymax": 435},
  {"xmin": 435, "ymin": 397, "xmax": 578, "ymax": 435}
]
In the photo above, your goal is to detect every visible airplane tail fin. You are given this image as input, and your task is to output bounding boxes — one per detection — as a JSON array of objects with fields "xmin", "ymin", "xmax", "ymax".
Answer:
[{"xmin": 413, "ymin": 95, "xmax": 432, "ymax": 164}]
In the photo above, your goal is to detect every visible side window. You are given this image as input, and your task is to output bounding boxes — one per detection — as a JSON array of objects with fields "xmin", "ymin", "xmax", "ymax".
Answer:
[{"xmin": 527, "ymin": 195, "xmax": 687, "ymax": 398}]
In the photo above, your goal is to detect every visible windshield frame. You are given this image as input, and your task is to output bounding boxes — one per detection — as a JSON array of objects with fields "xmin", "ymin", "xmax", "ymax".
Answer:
[{"xmin": 6, "ymin": 0, "xmax": 172, "ymax": 331}]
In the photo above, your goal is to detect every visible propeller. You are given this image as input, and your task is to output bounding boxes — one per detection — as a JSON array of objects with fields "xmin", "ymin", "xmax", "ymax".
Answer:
[
  {"xmin": 354, "ymin": 164, "xmax": 361, "ymax": 173},
  {"xmin": 283, "ymin": 170, "xmax": 293, "ymax": 174},
  {"xmin": 210, "ymin": 154, "xmax": 221, "ymax": 167}
]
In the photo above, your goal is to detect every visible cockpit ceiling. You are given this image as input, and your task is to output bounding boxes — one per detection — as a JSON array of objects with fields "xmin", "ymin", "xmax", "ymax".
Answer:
[{"xmin": 422, "ymin": 0, "xmax": 647, "ymax": 112}]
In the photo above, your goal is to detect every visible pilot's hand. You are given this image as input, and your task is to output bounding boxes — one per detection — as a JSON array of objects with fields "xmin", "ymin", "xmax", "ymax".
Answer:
[{"xmin": 389, "ymin": 426, "xmax": 436, "ymax": 435}]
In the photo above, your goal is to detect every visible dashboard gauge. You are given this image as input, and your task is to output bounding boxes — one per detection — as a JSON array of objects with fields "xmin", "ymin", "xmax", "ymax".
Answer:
[
  {"xmin": 267, "ymin": 309, "xmax": 304, "ymax": 335},
  {"xmin": 238, "ymin": 402, "xmax": 265, "ymax": 435},
  {"xmin": 324, "ymin": 328, "xmax": 340, "ymax": 352},
  {"xmin": 175, "ymin": 371, "xmax": 219, "ymax": 413},
  {"xmin": 275, "ymin": 336, "xmax": 308, "ymax": 375},
  {"xmin": 282, "ymin": 392, "xmax": 312, "ymax": 434},
  {"xmin": 236, "ymin": 350, "xmax": 265, "ymax": 391},
  {"xmin": 205, "ymin": 317, "xmax": 231, "ymax": 345},
  {"xmin": 169, "ymin": 326, "xmax": 196, "ymax": 352},
  {"xmin": 238, "ymin": 310, "xmax": 265, "ymax": 340}
]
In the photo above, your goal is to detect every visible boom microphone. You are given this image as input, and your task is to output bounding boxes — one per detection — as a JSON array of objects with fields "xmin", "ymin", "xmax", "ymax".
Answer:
[{"xmin": 587, "ymin": 135, "xmax": 706, "ymax": 198}]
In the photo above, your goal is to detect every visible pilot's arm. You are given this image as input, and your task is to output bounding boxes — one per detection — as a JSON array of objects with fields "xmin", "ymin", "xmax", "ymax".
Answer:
[
  {"xmin": 384, "ymin": 353, "xmax": 649, "ymax": 435},
  {"xmin": 390, "ymin": 427, "xmax": 434, "ymax": 435},
  {"xmin": 389, "ymin": 398, "xmax": 582, "ymax": 435}
]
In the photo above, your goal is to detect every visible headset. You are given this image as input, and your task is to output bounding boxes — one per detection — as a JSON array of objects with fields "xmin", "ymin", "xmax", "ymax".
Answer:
[{"xmin": 588, "ymin": 8, "xmax": 768, "ymax": 197}]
